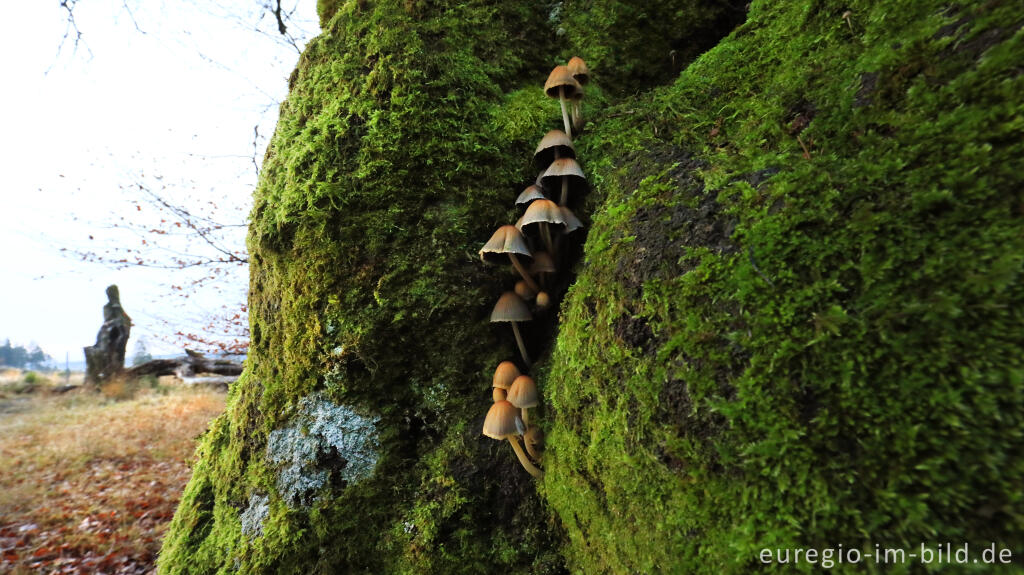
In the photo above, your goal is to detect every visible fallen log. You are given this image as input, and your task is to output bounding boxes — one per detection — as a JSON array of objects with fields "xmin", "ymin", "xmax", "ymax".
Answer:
[{"xmin": 125, "ymin": 350, "xmax": 243, "ymax": 380}]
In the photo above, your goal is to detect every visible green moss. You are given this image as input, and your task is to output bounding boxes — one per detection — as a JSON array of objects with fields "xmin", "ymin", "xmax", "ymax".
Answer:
[
  {"xmin": 543, "ymin": 0, "xmax": 1024, "ymax": 572},
  {"xmin": 555, "ymin": 0, "xmax": 746, "ymax": 92}
]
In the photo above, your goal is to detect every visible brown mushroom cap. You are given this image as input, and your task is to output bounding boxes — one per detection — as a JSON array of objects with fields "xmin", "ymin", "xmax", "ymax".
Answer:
[
  {"xmin": 560, "ymin": 206, "xmax": 584, "ymax": 234},
  {"xmin": 490, "ymin": 291, "xmax": 532, "ymax": 323},
  {"xmin": 483, "ymin": 400, "xmax": 522, "ymax": 439},
  {"xmin": 534, "ymin": 130, "xmax": 576, "ymax": 170},
  {"xmin": 479, "ymin": 225, "xmax": 533, "ymax": 265},
  {"xmin": 514, "ymin": 280, "xmax": 537, "ymax": 301},
  {"xmin": 540, "ymin": 158, "xmax": 588, "ymax": 203},
  {"xmin": 515, "ymin": 185, "xmax": 548, "ymax": 208},
  {"xmin": 535, "ymin": 291, "xmax": 551, "ymax": 310},
  {"xmin": 517, "ymin": 199, "xmax": 568, "ymax": 233},
  {"xmin": 508, "ymin": 375, "xmax": 539, "ymax": 408},
  {"xmin": 568, "ymin": 56, "xmax": 590, "ymax": 85},
  {"xmin": 492, "ymin": 361, "xmax": 521, "ymax": 390},
  {"xmin": 530, "ymin": 251, "xmax": 556, "ymax": 275},
  {"xmin": 544, "ymin": 65, "xmax": 582, "ymax": 99}
]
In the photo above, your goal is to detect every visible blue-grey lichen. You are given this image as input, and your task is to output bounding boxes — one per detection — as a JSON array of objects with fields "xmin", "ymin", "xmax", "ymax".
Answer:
[
  {"xmin": 240, "ymin": 494, "xmax": 270, "ymax": 539},
  {"xmin": 266, "ymin": 393, "xmax": 380, "ymax": 506}
]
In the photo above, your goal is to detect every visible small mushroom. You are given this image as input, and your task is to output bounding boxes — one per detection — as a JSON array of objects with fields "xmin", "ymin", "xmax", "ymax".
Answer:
[
  {"xmin": 483, "ymin": 400, "xmax": 543, "ymax": 478},
  {"xmin": 490, "ymin": 291, "xmax": 533, "ymax": 367},
  {"xmin": 540, "ymin": 157, "xmax": 587, "ymax": 207},
  {"xmin": 567, "ymin": 56, "xmax": 590, "ymax": 85},
  {"xmin": 535, "ymin": 291, "xmax": 551, "ymax": 310},
  {"xmin": 544, "ymin": 65, "xmax": 582, "ymax": 142},
  {"xmin": 533, "ymin": 130, "xmax": 576, "ymax": 171},
  {"xmin": 492, "ymin": 360, "xmax": 520, "ymax": 402},
  {"xmin": 523, "ymin": 425, "xmax": 544, "ymax": 462},
  {"xmin": 508, "ymin": 375, "xmax": 539, "ymax": 427},
  {"xmin": 567, "ymin": 58, "xmax": 589, "ymax": 136},
  {"xmin": 479, "ymin": 225, "xmax": 540, "ymax": 293},
  {"xmin": 560, "ymin": 206, "xmax": 584, "ymax": 235},
  {"xmin": 518, "ymin": 199, "xmax": 567, "ymax": 255},
  {"xmin": 515, "ymin": 184, "xmax": 548, "ymax": 208},
  {"xmin": 514, "ymin": 279, "xmax": 537, "ymax": 301},
  {"xmin": 571, "ymin": 89, "xmax": 586, "ymax": 137}
]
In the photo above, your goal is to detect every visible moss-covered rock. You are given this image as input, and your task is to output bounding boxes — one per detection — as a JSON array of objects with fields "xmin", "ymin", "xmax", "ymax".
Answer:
[{"xmin": 162, "ymin": 0, "xmax": 1023, "ymax": 573}]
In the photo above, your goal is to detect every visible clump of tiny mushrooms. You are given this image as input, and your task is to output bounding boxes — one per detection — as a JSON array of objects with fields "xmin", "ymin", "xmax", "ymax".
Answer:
[{"xmin": 479, "ymin": 57, "xmax": 592, "ymax": 478}]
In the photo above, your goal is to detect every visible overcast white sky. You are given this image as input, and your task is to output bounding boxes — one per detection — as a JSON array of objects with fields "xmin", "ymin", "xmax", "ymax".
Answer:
[{"xmin": 0, "ymin": 0, "xmax": 317, "ymax": 364}]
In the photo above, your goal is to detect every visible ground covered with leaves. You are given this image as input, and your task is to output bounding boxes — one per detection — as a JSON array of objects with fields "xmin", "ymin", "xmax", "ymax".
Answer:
[{"xmin": 0, "ymin": 382, "xmax": 225, "ymax": 574}]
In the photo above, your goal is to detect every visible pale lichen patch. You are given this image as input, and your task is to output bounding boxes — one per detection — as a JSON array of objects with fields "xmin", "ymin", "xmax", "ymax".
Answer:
[{"xmin": 266, "ymin": 393, "xmax": 380, "ymax": 506}]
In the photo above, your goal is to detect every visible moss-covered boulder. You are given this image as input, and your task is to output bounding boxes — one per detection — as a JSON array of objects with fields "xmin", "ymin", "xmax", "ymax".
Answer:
[{"xmin": 161, "ymin": 0, "xmax": 1023, "ymax": 573}]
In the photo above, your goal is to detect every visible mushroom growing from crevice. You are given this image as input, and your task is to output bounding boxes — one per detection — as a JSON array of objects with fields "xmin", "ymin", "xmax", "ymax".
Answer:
[
  {"xmin": 567, "ymin": 57, "xmax": 589, "ymax": 136},
  {"xmin": 514, "ymin": 279, "xmax": 537, "ymax": 301},
  {"xmin": 492, "ymin": 360, "xmax": 520, "ymax": 402},
  {"xmin": 508, "ymin": 375, "xmax": 538, "ymax": 427},
  {"xmin": 571, "ymin": 89, "xmax": 586, "ymax": 137},
  {"xmin": 515, "ymin": 184, "xmax": 548, "ymax": 209},
  {"xmin": 544, "ymin": 65, "xmax": 582, "ymax": 142},
  {"xmin": 568, "ymin": 56, "xmax": 589, "ymax": 85},
  {"xmin": 535, "ymin": 291, "xmax": 551, "ymax": 310},
  {"xmin": 533, "ymin": 130, "xmax": 575, "ymax": 171},
  {"xmin": 483, "ymin": 400, "xmax": 543, "ymax": 478},
  {"xmin": 540, "ymin": 157, "xmax": 587, "ymax": 207},
  {"xmin": 479, "ymin": 225, "xmax": 540, "ymax": 294},
  {"xmin": 518, "ymin": 199, "xmax": 566, "ymax": 255},
  {"xmin": 490, "ymin": 291, "xmax": 533, "ymax": 367}
]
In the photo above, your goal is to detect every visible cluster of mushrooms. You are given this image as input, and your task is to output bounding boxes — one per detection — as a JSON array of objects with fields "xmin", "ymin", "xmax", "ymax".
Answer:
[{"xmin": 480, "ymin": 57, "xmax": 591, "ymax": 479}]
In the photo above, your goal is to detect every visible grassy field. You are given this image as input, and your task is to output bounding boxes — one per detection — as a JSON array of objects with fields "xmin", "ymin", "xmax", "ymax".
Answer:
[{"xmin": 0, "ymin": 370, "xmax": 226, "ymax": 574}]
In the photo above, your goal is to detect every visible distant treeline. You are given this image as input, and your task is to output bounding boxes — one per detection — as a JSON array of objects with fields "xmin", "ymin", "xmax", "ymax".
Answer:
[{"xmin": 0, "ymin": 340, "xmax": 53, "ymax": 369}]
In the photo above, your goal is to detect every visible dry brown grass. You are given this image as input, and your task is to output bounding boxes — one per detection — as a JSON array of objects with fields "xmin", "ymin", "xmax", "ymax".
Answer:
[{"xmin": 0, "ymin": 385, "xmax": 225, "ymax": 574}]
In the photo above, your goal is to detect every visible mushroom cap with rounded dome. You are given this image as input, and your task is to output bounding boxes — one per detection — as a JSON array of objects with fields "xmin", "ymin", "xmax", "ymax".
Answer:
[
  {"xmin": 534, "ymin": 130, "xmax": 576, "ymax": 170},
  {"xmin": 568, "ymin": 56, "xmax": 590, "ymax": 85},
  {"xmin": 540, "ymin": 158, "xmax": 588, "ymax": 204},
  {"xmin": 479, "ymin": 225, "xmax": 532, "ymax": 265},
  {"xmin": 535, "ymin": 291, "xmax": 551, "ymax": 309},
  {"xmin": 490, "ymin": 292, "xmax": 532, "ymax": 323},
  {"xmin": 508, "ymin": 375, "xmax": 539, "ymax": 408},
  {"xmin": 517, "ymin": 199, "xmax": 567, "ymax": 233},
  {"xmin": 514, "ymin": 280, "xmax": 537, "ymax": 301},
  {"xmin": 515, "ymin": 185, "xmax": 548, "ymax": 208},
  {"xmin": 483, "ymin": 400, "xmax": 522, "ymax": 439},
  {"xmin": 544, "ymin": 65, "xmax": 582, "ymax": 99},
  {"xmin": 492, "ymin": 361, "xmax": 521, "ymax": 390},
  {"xmin": 560, "ymin": 206, "xmax": 584, "ymax": 234}
]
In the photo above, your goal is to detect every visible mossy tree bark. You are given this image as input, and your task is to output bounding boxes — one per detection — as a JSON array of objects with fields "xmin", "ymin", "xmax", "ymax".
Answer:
[{"xmin": 161, "ymin": 0, "xmax": 1023, "ymax": 573}]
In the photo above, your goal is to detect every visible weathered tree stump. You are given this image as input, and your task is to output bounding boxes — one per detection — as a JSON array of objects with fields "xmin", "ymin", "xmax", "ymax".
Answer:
[{"xmin": 83, "ymin": 285, "xmax": 132, "ymax": 386}]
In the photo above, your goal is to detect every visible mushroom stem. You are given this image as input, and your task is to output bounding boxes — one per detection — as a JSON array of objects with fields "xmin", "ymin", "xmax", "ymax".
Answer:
[
  {"xmin": 560, "ymin": 176, "xmax": 569, "ymax": 206},
  {"xmin": 558, "ymin": 86, "xmax": 572, "ymax": 142},
  {"xmin": 521, "ymin": 407, "xmax": 530, "ymax": 427},
  {"xmin": 508, "ymin": 436, "xmax": 544, "ymax": 478},
  {"xmin": 508, "ymin": 254, "xmax": 541, "ymax": 293},
  {"xmin": 511, "ymin": 321, "xmax": 532, "ymax": 367},
  {"xmin": 541, "ymin": 223, "xmax": 555, "ymax": 256}
]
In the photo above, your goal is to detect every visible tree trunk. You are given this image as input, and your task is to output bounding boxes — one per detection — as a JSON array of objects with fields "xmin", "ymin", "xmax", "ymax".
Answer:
[{"xmin": 160, "ymin": 0, "xmax": 1024, "ymax": 573}]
